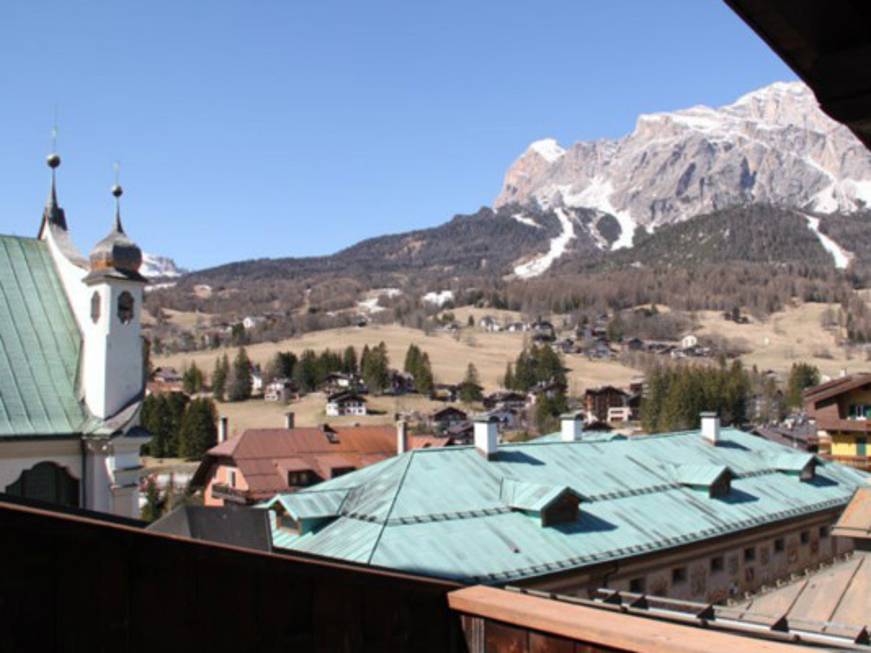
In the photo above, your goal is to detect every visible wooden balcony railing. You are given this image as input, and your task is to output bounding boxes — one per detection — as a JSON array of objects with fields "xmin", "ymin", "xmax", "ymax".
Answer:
[
  {"xmin": 815, "ymin": 417, "xmax": 871, "ymax": 434},
  {"xmin": 824, "ymin": 454, "xmax": 871, "ymax": 471}
]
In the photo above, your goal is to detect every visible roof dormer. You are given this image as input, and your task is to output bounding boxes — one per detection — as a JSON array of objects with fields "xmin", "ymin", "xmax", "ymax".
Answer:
[
  {"xmin": 772, "ymin": 453, "xmax": 817, "ymax": 481},
  {"xmin": 501, "ymin": 479, "xmax": 582, "ymax": 527},
  {"xmin": 669, "ymin": 464, "xmax": 733, "ymax": 498}
]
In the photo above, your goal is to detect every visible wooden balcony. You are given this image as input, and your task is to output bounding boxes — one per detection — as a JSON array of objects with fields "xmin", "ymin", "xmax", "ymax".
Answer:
[
  {"xmin": 824, "ymin": 454, "xmax": 871, "ymax": 472},
  {"xmin": 209, "ymin": 483, "xmax": 252, "ymax": 504},
  {"xmin": 815, "ymin": 416, "xmax": 871, "ymax": 434}
]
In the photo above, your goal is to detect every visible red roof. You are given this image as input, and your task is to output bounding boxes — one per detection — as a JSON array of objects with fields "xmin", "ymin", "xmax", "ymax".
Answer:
[{"xmin": 194, "ymin": 425, "xmax": 440, "ymax": 500}]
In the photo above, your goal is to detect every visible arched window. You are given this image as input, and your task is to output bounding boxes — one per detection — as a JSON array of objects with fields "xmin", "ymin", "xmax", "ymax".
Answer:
[
  {"xmin": 90, "ymin": 291, "xmax": 101, "ymax": 324},
  {"xmin": 118, "ymin": 291, "xmax": 135, "ymax": 324},
  {"xmin": 5, "ymin": 462, "xmax": 79, "ymax": 507}
]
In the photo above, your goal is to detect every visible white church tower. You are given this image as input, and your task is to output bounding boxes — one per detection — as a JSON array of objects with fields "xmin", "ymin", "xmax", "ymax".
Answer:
[
  {"xmin": 82, "ymin": 181, "xmax": 147, "ymax": 419},
  {"xmin": 15, "ymin": 150, "xmax": 153, "ymax": 518}
]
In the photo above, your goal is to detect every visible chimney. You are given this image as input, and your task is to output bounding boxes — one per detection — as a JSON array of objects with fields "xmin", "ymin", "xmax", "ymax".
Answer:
[
  {"xmin": 701, "ymin": 412, "xmax": 720, "ymax": 445},
  {"xmin": 218, "ymin": 416, "xmax": 228, "ymax": 443},
  {"xmin": 284, "ymin": 412, "xmax": 295, "ymax": 429},
  {"xmin": 397, "ymin": 419, "xmax": 409, "ymax": 455},
  {"xmin": 474, "ymin": 415, "xmax": 499, "ymax": 460},
  {"xmin": 560, "ymin": 411, "xmax": 584, "ymax": 442}
]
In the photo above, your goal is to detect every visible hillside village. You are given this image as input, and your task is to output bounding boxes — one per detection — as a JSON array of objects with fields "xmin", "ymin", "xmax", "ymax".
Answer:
[{"xmin": 6, "ymin": 1, "xmax": 871, "ymax": 651}]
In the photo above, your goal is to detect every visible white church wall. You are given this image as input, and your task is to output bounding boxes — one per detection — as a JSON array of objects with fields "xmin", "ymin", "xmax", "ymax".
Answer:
[{"xmin": 81, "ymin": 279, "xmax": 144, "ymax": 419}]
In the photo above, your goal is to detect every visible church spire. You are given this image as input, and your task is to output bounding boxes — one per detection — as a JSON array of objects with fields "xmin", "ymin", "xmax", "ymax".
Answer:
[
  {"xmin": 112, "ymin": 162, "xmax": 125, "ymax": 234},
  {"xmin": 88, "ymin": 162, "xmax": 143, "ymax": 279},
  {"xmin": 42, "ymin": 126, "xmax": 67, "ymax": 230}
]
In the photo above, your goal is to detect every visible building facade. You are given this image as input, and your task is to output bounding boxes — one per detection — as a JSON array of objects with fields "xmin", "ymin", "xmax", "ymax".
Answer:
[
  {"xmin": 804, "ymin": 374, "xmax": 871, "ymax": 471},
  {"xmin": 263, "ymin": 414, "xmax": 867, "ymax": 603},
  {"xmin": 0, "ymin": 153, "xmax": 149, "ymax": 517}
]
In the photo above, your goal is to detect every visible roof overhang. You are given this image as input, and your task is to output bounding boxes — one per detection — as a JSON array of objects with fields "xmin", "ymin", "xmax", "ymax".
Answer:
[{"xmin": 725, "ymin": 0, "xmax": 871, "ymax": 149}]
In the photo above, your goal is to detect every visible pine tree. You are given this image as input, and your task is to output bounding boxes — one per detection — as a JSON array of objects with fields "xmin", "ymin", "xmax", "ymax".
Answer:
[
  {"xmin": 342, "ymin": 346, "xmax": 358, "ymax": 375},
  {"xmin": 459, "ymin": 363, "xmax": 483, "ymax": 403},
  {"xmin": 211, "ymin": 354, "xmax": 229, "ymax": 401},
  {"xmin": 404, "ymin": 344, "xmax": 421, "ymax": 376},
  {"xmin": 178, "ymin": 398, "xmax": 218, "ymax": 460},
  {"xmin": 502, "ymin": 363, "xmax": 515, "ymax": 390},
  {"xmin": 786, "ymin": 362, "xmax": 820, "ymax": 408},
  {"xmin": 182, "ymin": 362, "xmax": 204, "ymax": 395},
  {"xmin": 293, "ymin": 349, "xmax": 319, "ymax": 393},
  {"xmin": 227, "ymin": 347, "xmax": 253, "ymax": 401},
  {"xmin": 363, "ymin": 342, "xmax": 390, "ymax": 393}
]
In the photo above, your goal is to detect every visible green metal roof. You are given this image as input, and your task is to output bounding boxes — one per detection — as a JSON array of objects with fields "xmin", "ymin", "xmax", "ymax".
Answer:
[
  {"xmin": 500, "ymin": 479, "xmax": 578, "ymax": 513},
  {"xmin": 262, "ymin": 428, "xmax": 870, "ymax": 584},
  {"xmin": 771, "ymin": 452, "xmax": 816, "ymax": 472},
  {"xmin": 668, "ymin": 463, "xmax": 732, "ymax": 487},
  {"xmin": 0, "ymin": 235, "xmax": 87, "ymax": 438},
  {"xmin": 265, "ymin": 488, "xmax": 350, "ymax": 520}
]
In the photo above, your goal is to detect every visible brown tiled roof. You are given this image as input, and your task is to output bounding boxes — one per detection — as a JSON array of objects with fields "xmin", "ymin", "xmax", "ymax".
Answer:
[
  {"xmin": 194, "ymin": 425, "xmax": 440, "ymax": 500},
  {"xmin": 803, "ymin": 373, "xmax": 871, "ymax": 405},
  {"xmin": 833, "ymin": 486, "xmax": 871, "ymax": 541}
]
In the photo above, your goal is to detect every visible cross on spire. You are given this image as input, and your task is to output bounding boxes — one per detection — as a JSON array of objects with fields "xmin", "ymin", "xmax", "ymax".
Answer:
[{"xmin": 112, "ymin": 161, "xmax": 125, "ymax": 234}]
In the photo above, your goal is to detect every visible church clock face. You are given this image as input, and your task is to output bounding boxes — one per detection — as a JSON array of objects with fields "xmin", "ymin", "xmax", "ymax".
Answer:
[
  {"xmin": 90, "ymin": 291, "xmax": 101, "ymax": 324},
  {"xmin": 117, "ymin": 291, "xmax": 135, "ymax": 324}
]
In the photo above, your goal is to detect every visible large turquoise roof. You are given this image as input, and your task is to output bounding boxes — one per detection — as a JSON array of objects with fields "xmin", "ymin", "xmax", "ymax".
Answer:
[
  {"xmin": 263, "ymin": 428, "xmax": 869, "ymax": 584},
  {"xmin": 0, "ymin": 235, "xmax": 87, "ymax": 437}
]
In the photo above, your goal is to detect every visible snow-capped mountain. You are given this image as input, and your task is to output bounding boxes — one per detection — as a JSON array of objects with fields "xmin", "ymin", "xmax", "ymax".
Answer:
[
  {"xmin": 140, "ymin": 253, "xmax": 186, "ymax": 279},
  {"xmin": 495, "ymin": 82, "xmax": 871, "ymax": 251}
]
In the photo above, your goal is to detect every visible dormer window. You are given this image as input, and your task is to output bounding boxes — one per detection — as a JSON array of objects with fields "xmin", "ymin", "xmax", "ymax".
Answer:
[
  {"xmin": 90, "ymin": 291, "xmax": 100, "ymax": 324},
  {"xmin": 670, "ymin": 464, "xmax": 733, "ymax": 498},
  {"xmin": 117, "ymin": 291, "xmax": 134, "ymax": 324},
  {"xmin": 772, "ymin": 453, "xmax": 817, "ymax": 481},
  {"xmin": 501, "ymin": 479, "xmax": 582, "ymax": 527}
]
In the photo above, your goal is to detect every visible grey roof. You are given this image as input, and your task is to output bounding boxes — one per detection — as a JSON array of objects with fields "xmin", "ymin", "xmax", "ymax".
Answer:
[{"xmin": 147, "ymin": 505, "xmax": 273, "ymax": 552}]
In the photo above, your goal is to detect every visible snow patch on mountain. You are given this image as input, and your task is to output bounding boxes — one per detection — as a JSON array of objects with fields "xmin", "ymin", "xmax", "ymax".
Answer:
[
  {"xmin": 512, "ymin": 212, "xmax": 542, "ymax": 228},
  {"xmin": 528, "ymin": 138, "xmax": 565, "ymax": 163},
  {"xmin": 513, "ymin": 208, "xmax": 575, "ymax": 278},
  {"xmin": 803, "ymin": 214, "xmax": 853, "ymax": 270},
  {"xmin": 561, "ymin": 178, "xmax": 637, "ymax": 250},
  {"xmin": 141, "ymin": 253, "xmax": 186, "ymax": 279},
  {"xmin": 422, "ymin": 290, "xmax": 454, "ymax": 306},
  {"xmin": 496, "ymin": 81, "xmax": 871, "ymax": 244}
]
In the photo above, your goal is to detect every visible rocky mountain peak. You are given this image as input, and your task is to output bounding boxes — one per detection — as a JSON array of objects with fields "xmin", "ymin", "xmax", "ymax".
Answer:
[{"xmin": 495, "ymin": 81, "xmax": 871, "ymax": 249}]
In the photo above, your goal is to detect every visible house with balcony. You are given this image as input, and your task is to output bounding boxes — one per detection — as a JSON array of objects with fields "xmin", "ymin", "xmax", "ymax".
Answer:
[{"xmin": 804, "ymin": 374, "xmax": 871, "ymax": 471}]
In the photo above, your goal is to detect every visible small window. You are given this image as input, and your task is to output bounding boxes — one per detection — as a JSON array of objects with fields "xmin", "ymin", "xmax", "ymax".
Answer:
[
  {"xmin": 820, "ymin": 526, "xmax": 830, "ymax": 539},
  {"xmin": 629, "ymin": 577, "xmax": 646, "ymax": 594},
  {"xmin": 227, "ymin": 469, "xmax": 236, "ymax": 488},
  {"xmin": 744, "ymin": 546, "xmax": 756, "ymax": 562},
  {"xmin": 800, "ymin": 530, "xmax": 810, "ymax": 545},
  {"xmin": 774, "ymin": 538, "xmax": 785, "ymax": 553},
  {"xmin": 90, "ymin": 291, "xmax": 101, "ymax": 323},
  {"xmin": 672, "ymin": 567, "xmax": 687, "ymax": 584},
  {"xmin": 117, "ymin": 291, "xmax": 135, "ymax": 324},
  {"xmin": 288, "ymin": 470, "xmax": 315, "ymax": 487},
  {"xmin": 710, "ymin": 555, "xmax": 724, "ymax": 573}
]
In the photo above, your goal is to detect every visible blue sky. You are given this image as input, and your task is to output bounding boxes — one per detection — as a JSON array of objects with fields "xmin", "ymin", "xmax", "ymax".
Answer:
[{"xmin": 0, "ymin": 1, "xmax": 795, "ymax": 270}]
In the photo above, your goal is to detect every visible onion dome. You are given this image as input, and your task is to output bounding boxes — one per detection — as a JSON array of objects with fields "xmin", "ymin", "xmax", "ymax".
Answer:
[{"xmin": 88, "ymin": 182, "xmax": 144, "ymax": 278}]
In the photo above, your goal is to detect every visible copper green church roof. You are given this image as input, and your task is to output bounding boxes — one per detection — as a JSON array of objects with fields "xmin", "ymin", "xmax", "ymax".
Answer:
[
  {"xmin": 262, "ymin": 428, "xmax": 869, "ymax": 584},
  {"xmin": 0, "ymin": 235, "xmax": 88, "ymax": 437}
]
